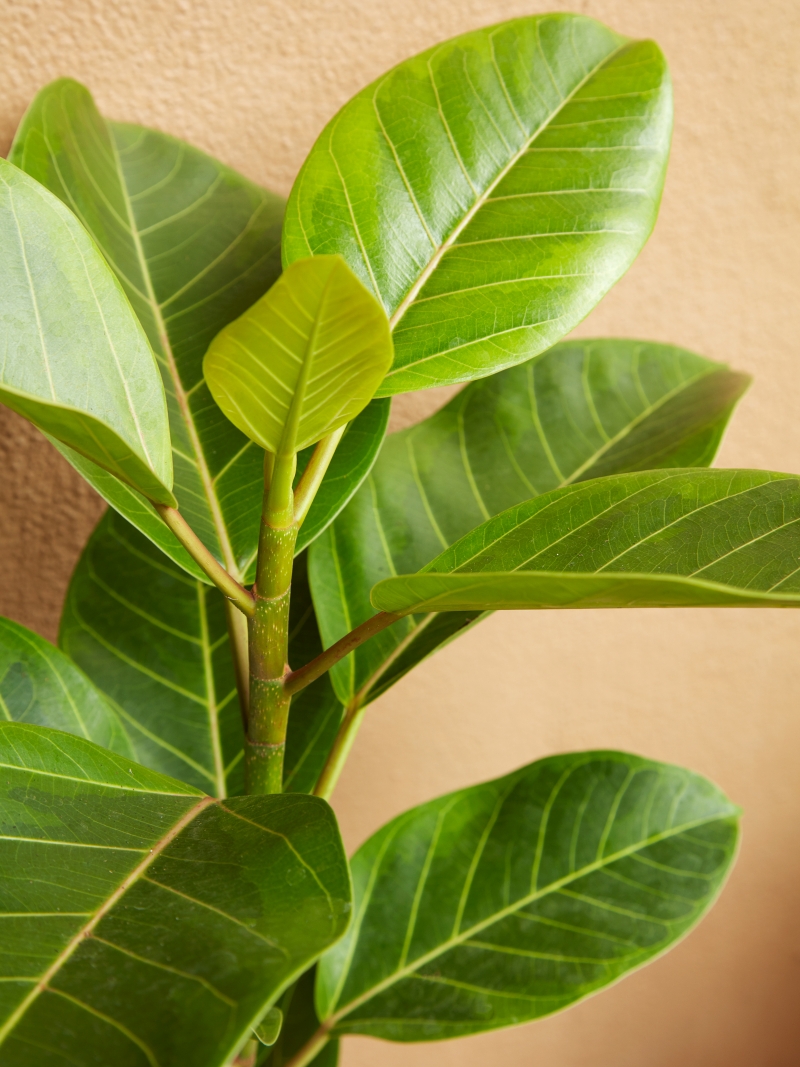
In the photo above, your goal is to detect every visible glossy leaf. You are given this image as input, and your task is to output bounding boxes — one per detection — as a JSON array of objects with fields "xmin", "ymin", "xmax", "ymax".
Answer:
[
  {"xmin": 0, "ymin": 157, "xmax": 173, "ymax": 503},
  {"xmin": 372, "ymin": 469, "xmax": 800, "ymax": 613},
  {"xmin": 10, "ymin": 78, "xmax": 281, "ymax": 579},
  {"xmin": 253, "ymin": 1008, "xmax": 283, "ymax": 1046},
  {"xmin": 0, "ymin": 722, "xmax": 351, "ymax": 1067},
  {"xmin": 309, "ymin": 340, "xmax": 749, "ymax": 705},
  {"xmin": 284, "ymin": 14, "xmax": 672, "ymax": 394},
  {"xmin": 0, "ymin": 615, "xmax": 132, "ymax": 757},
  {"xmin": 261, "ymin": 969, "xmax": 339, "ymax": 1066},
  {"xmin": 59, "ymin": 509, "xmax": 243, "ymax": 797},
  {"xmin": 317, "ymin": 751, "xmax": 738, "ymax": 1041},
  {"xmin": 204, "ymin": 256, "xmax": 393, "ymax": 455}
]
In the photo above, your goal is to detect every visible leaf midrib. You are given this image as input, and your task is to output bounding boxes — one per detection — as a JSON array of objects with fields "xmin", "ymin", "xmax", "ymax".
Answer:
[
  {"xmin": 383, "ymin": 39, "xmax": 628, "ymax": 338},
  {"xmin": 108, "ymin": 132, "xmax": 240, "ymax": 577},
  {"xmin": 0, "ymin": 795, "xmax": 214, "ymax": 1048},
  {"xmin": 326, "ymin": 808, "xmax": 729, "ymax": 1024}
]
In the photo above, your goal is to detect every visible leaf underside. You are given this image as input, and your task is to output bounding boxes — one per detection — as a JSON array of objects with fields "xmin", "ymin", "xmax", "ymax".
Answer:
[
  {"xmin": 284, "ymin": 14, "xmax": 673, "ymax": 394},
  {"xmin": 309, "ymin": 340, "xmax": 749, "ymax": 705},
  {"xmin": 317, "ymin": 751, "xmax": 738, "ymax": 1041},
  {"xmin": 0, "ymin": 157, "xmax": 173, "ymax": 503},
  {"xmin": 372, "ymin": 468, "xmax": 800, "ymax": 613},
  {"xmin": 0, "ymin": 723, "xmax": 351, "ymax": 1067}
]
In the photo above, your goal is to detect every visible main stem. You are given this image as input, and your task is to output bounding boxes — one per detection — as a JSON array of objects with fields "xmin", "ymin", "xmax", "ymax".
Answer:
[{"xmin": 245, "ymin": 456, "xmax": 298, "ymax": 794}]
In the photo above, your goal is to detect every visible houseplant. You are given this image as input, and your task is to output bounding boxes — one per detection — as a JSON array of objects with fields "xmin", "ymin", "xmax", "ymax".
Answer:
[{"xmin": 0, "ymin": 11, "xmax": 795, "ymax": 1066}]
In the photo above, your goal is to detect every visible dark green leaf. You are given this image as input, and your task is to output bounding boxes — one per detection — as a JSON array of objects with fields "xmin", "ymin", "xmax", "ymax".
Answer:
[
  {"xmin": 372, "ymin": 469, "xmax": 800, "ymax": 612},
  {"xmin": 284, "ymin": 15, "xmax": 672, "ymax": 394},
  {"xmin": 0, "ymin": 722, "xmax": 351, "ymax": 1067},
  {"xmin": 309, "ymin": 340, "xmax": 749, "ymax": 704},
  {"xmin": 204, "ymin": 257, "xmax": 392, "ymax": 454},
  {"xmin": 59, "ymin": 510, "xmax": 243, "ymax": 797},
  {"xmin": 0, "ymin": 157, "xmax": 174, "ymax": 503},
  {"xmin": 317, "ymin": 751, "xmax": 738, "ymax": 1041},
  {"xmin": 260, "ymin": 969, "xmax": 339, "ymax": 1066},
  {"xmin": 10, "ymin": 78, "xmax": 282, "ymax": 578},
  {"xmin": 0, "ymin": 615, "xmax": 132, "ymax": 757}
]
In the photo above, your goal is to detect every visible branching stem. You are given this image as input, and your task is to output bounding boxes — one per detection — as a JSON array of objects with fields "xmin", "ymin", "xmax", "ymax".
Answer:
[
  {"xmin": 294, "ymin": 426, "xmax": 347, "ymax": 525},
  {"xmin": 156, "ymin": 505, "xmax": 255, "ymax": 616},
  {"xmin": 281, "ymin": 1024, "xmax": 331, "ymax": 1067},
  {"xmin": 284, "ymin": 611, "xmax": 402, "ymax": 696}
]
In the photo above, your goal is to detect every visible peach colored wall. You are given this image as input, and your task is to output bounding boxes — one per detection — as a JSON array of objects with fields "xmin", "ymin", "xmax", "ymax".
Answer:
[{"xmin": 2, "ymin": 1, "xmax": 800, "ymax": 1064}]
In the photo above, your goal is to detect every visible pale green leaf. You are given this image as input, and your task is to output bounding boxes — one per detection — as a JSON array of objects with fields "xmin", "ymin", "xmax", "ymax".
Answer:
[
  {"xmin": 204, "ymin": 256, "xmax": 393, "ymax": 455},
  {"xmin": 317, "ymin": 751, "xmax": 738, "ymax": 1040},
  {"xmin": 253, "ymin": 1008, "xmax": 283, "ymax": 1046},
  {"xmin": 284, "ymin": 15, "xmax": 672, "ymax": 394},
  {"xmin": 371, "ymin": 469, "xmax": 800, "ymax": 613},
  {"xmin": 0, "ymin": 722, "xmax": 350, "ymax": 1067},
  {"xmin": 0, "ymin": 615, "xmax": 132, "ymax": 757},
  {"xmin": 0, "ymin": 157, "xmax": 173, "ymax": 504},
  {"xmin": 309, "ymin": 341, "xmax": 748, "ymax": 705}
]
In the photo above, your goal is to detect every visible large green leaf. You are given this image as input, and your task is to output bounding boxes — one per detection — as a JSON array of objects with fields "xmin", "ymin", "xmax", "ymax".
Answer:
[
  {"xmin": 316, "ymin": 751, "xmax": 738, "ymax": 1041},
  {"xmin": 204, "ymin": 256, "xmax": 393, "ymax": 455},
  {"xmin": 59, "ymin": 510, "xmax": 243, "ymax": 797},
  {"xmin": 284, "ymin": 15, "xmax": 672, "ymax": 395},
  {"xmin": 0, "ymin": 615, "xmax": 132, "ymax": 757},
  {"xmin": 309, "ymin": 340, "xmax": 749, "ymax": 705},
  {"xmin": 372, "ymin": 468, "xmax": 800, "ymax": 613},
  {"xmin": 11, "ymin": 79, "xmax": 275, "ymax": 578},
  {"xmin": 59, "ymin": 510, "xmax": 342, "ymax": 796},
  {"xmin": 0, "ymin": 157, "xmax": 173, "ymax": 503},
  {"xmin": 0, "ymin": 722, "xmax": 351, "ymax": 1067}
]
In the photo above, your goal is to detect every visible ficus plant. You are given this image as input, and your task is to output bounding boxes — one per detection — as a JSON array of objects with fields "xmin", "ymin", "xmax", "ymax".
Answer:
[{"xmin": 0, "ymin": 12, "xmax": 792, "ymax": 1067}]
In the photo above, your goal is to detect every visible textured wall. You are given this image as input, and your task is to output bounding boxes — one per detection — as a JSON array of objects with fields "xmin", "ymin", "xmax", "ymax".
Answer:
[{"xmin": 2, "ymin": 1, "xmax": 800, "ymax": 1064}]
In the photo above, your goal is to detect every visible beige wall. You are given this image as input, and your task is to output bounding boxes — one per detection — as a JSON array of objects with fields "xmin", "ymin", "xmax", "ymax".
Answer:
[{"xmin": 2, "ymin": 0, "xmax": 800, "ymax": 1063}]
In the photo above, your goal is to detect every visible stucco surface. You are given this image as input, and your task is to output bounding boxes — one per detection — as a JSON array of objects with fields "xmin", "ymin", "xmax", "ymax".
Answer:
[{"xmin": 2, "ymin": 1, "xmax": 800, "ymax": 1064}]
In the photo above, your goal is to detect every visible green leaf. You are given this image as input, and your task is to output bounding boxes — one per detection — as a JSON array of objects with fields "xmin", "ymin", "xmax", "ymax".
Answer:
[
  {"xmin": 204, "ymin": 256, "xmax": 393, "ymax": 455},
  {"xmin": 59, "ymin": 510, "xmax": 341, "ymax": 797},
  {"xmin": 284, "ymin": 15, "xmax": 672, "ymax": 395},
  {"xmin": 0, "ymin": 157, "xmax": 174, "ymax": 504},
  {"xmin": 0, "ymin": 722, "xmax": 351, "ymax": 1067},
  {"xmin": 253, "ymin": 1007, "xmax": 282, "ymax": 1046},
  {"xmin": 0, "ymin": 615, "xmax": 132, "ymax": 758},
  {"xmin": 284, "ymin": 554, "xmax": 344, "ymax": 796},
  {"xmin": 316, "ymin": 751, "xmax": 738, "ymax": 1041},
  {"xmin": 261, "ymin": 969, "xmax": 339, "ymax": 1066},
  {"xmin": 371, "ymin": 469, "xmax": 800, "ymax": 613},
  {"xmin": 294, "ymin": 398, "xmax": 390, "ymax": 557},
  {"xmin": 59, "ymin": 509, "xmax": 243, "ymax": 797},
  {"xmin": 10, "ymin": 78, "xmax": 282, "ymax": 579},
  {"xmin": 309, "ymin": 340, "xmax": 749, "ymax": 705}
]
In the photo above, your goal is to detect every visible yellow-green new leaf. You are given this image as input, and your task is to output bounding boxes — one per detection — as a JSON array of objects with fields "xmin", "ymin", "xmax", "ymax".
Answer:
[
  {"xmin": 0, "ymin": 158, "xmax": 174, "ymax": 505},
  {"xmin": 204, "ymin": 256, "xmax": 393, "ymax": 455}
]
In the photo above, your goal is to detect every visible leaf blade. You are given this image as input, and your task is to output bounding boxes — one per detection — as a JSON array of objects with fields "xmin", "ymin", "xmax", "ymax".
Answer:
[
  {"xmin": 284, "ymin": 16, "xmax": 673, "ymax": 393},
  {"xmin": 0, "ymin": 722, "xmax": 351, "ymax": 1067},
  {"xmin": 317, "ymin": 751, "xmax": 738, "ymax": 1040}
]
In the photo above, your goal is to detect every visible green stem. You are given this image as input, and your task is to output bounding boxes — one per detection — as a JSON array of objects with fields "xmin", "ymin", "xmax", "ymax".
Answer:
[
  {"xmin": 313, "ymin": 696, "xmax": 366, "ymax": 800},
  {"xmin": 293, "ymin": 426, "xmax": 347, "ymax": 525},
  {"xmin": 281, "ymin": 1025, "xmax": 331, "ymax": 1067},
  {"xmin": 156, "ymin": 504, "xmax": 254, "ymax": 616},
  {"xmin": 224, "ymin": 601, "xmax": 249, "ymax": 729},
  {"xmin": 230, "ymin": 1038, "xmax": 258, "ymax": 1066},
  {"xmin": 284, "ymin": 611, "xmax": 401, "ymax": 696},
  {"xmin": 246, "ymin": 454, "xmax": 298, "ymax": 794}
]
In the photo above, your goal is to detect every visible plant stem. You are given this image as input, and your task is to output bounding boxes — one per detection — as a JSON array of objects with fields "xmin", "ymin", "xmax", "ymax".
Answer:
[
  {"xmin": 293, "ymin": 426, "xmax": 346, "ymax": 525},
  {"xmin": 313, "ymin": 696, "xmax": 366, "ymax": 800},
  {"xmin": 246, "ymin": 454, "xmax": 298, "ymax": 794},
  {"xmin": 231, "ymin": 1038, "xmax": 258, "ymax": 1066},
  {"xmin": 156, "ymin": 504, "xmax": 254, "ymax": 616},
  {"xmin": 284, "ymin": 611, "xmax": 401, "ymax": 696},
  {"xmin": 281, "ymin": 1025, "xmax": 331, "ymax": 1067}
]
